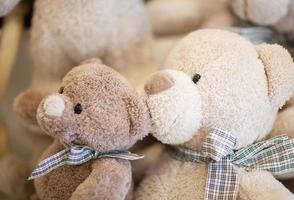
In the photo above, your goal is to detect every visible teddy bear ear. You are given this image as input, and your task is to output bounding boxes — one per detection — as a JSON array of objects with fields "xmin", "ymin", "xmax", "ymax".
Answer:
[
  {"xmin": 255, "ymin": 43, "xmax": 294, "ymax": 110},
  {"xmin": 80, "ymin": 58, "xmax": 102, "ymax": 65},
  {"xmin": 123, "ymin": 95, "xmax": 151, "ymax": 140}
]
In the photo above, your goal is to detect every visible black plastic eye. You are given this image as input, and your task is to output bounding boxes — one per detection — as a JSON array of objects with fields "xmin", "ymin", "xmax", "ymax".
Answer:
[
  {"xmin": 59, "ymin": 87, "xmax": 64, "ymax": 94},
  {"xmin": 74, "ymin": 103, "xmax": 83, "ymax": 114},
  {"xmin": 192, "ymin": 74, "xmax": 201, "ymax": 84}
]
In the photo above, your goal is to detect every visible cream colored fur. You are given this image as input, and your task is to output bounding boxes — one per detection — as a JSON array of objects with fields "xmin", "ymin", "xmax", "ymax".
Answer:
[
  {"xmin": 145, "ymin": 70, "xmax": 202, "ymax": 144},
  {"xmin": 147, "ymin": 0, "xmax": 235, "ymax": 36}
]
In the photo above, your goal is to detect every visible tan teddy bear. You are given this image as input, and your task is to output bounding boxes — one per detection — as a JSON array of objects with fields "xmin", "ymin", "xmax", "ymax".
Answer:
[
  {"xmin": 29, "ymin": 59, "xmax": 151, "ymax": 200},
  {"xmin": 231, "ymin": 0, "xmax": 294, "ymax": 41},
  {"xmin": 135, "ymin": 29, "xmax": 294, "ymax": 199},
  {"xmin": 12, "ymin": 0, "xmax": 154, "ymax": 131}
]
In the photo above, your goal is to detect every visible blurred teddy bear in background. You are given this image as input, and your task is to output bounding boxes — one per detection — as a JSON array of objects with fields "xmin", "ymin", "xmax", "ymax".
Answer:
[{"xmin": 4, "ymin": 0, "xmax": 155, "ymax": 132}]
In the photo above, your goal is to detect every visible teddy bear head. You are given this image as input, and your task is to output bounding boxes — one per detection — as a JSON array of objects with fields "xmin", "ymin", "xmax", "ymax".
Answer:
[
  {"xmin": 231, "ymin": 0, "xmax": 290, "ymax": 26},
  {"xmin": 145, "ymin": 29, "xmax": 294, "ymax": 150},
  {"xmin": 36, "ymin": 59, "xmax": 150, "ymax": 152}
]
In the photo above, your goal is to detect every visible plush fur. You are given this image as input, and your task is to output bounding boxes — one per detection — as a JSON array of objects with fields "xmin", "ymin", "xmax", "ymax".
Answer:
[
  {"xmin": 135, "ymin": 29, "xmax": 294, "ymax": 199},
  {"xmin": 13, "ymin": 0, "xmax": 154, "ymax": 131},
  {"xmin": 231, "ymin": 0, "xmax": 294, "ymax": 40},
  {"xmin": 144, "ymin": 70, "xmax": 202, "ymax": 144},
  {"xmin": 33, "ymin": 60, "xmax": 151, "ymax": 199},
  {"xmin": 147, "ymin": 0, "xmax": 236, "ymax": 36}
]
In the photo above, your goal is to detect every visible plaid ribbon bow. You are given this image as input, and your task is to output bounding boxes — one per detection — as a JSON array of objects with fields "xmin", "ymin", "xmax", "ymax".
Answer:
[
  {"xmin": 172, "ymin": 129, "xmax": 294, "ymax": 200},
  {"xmin": 29, "ymin": 145, "xmax": 143, "ymax": 180}
]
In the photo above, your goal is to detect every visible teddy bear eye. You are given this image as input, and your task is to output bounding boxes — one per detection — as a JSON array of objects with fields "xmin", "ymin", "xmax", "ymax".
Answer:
[
  {"xmin": 192, "ymin": 74, "xmax": 201, "ymax": 84},
  {"xmin": 59, "ymin": 87, "xmax": 64, "ymax": 94},
  {"xmin": 74, "ymin": 103, "xmax": 83, "ymax": 114}
]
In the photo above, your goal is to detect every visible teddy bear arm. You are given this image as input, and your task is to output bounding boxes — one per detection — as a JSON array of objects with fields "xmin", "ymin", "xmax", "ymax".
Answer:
[
  {"xmin": 269, "ymin": 106, "xmax": 294, "ymax": 139},
  {"xmin": 70, "ymin": 158, "xmax": 132, "ymax": 200},
  {"xmin": 238, "ymin": 169, "xmax": 293, "ymax": 200}
]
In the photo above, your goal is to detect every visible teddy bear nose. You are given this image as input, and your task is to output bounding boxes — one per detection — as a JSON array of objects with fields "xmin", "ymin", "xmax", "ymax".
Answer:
[
  {"xmin": 43, "ymin": 95, "xmax": 65, "ymax": 117},
  {"xmin": 145, "ymin": 71, "xmax": 175, "ymax": 95}
]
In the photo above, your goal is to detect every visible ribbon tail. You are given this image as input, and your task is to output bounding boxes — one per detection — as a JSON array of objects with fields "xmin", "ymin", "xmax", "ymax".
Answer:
[
  {"xmin": 28, "ymin": 148, "xmax": 70, "ymax": 180},
  {"xmin": 100, "ymin": 152, "xmax": 144, "ymax": 160},
  {"xmin": 205, "ymin": 160, "xmax": 239, "ymax": 200}
]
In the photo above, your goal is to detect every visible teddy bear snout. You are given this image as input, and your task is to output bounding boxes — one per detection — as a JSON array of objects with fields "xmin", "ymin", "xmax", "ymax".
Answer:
[
  {"xmin": 145, "ymin": 69, "xmax": 203, "ymax": 144},
  {"xmin": 43, "ymin": 95, "xmax": 65, "ymax": 118},
  {"xmin": 144, "ymin": 71, "xmax": 175, "ymax": 95}
]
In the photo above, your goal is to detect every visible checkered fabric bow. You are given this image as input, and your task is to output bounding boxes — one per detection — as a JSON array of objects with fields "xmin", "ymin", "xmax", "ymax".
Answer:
[
  {"xmin": 29, "ymin": 145, "xmax": 143, "ymax": 180},
  {"xmin": 172, "ymin": 129, "xmax": 294, "ymax": 200}
]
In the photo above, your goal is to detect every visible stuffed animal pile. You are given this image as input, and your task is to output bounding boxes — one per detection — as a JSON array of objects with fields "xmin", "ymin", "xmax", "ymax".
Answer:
[{"xmin": 1, "ymin": 0, "xmax": 294, "ymax": 199}]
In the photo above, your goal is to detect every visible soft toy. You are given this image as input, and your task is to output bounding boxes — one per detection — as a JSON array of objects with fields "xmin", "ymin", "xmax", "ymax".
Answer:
[
  {"xmin": 231, "ymin": 0, "xmax": 294, "ymax": 41},
  {"xmin": 147, "ymin": 0, "xmax": 236, "ymax": 36},
  {"xmin": 29, "ymin": 59, "xmax": 150, "ymax": 200},
  {"xmin": 12, "ymin": 0, "xmax": 154, "ymax": 131},
  {"xmin": 135, "ymin": 29, "xmax": 294, "ymax": 199}
]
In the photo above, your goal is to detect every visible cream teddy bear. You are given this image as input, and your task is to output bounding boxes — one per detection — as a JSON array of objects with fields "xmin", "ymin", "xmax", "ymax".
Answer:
[
  {"xmin": 10, "ymin": 0, "xmax": 154, "ymax": 131},
  {"xmin": 30, "ymin": 59, "xmax": 151, "ymax": 199},
  {"xmin": 231, "ymin": 0, "xmax": 294, "ymax": 41},
  {"xmin": 135, "ymin": 29, "xmax": 294, "ymax": 199}
]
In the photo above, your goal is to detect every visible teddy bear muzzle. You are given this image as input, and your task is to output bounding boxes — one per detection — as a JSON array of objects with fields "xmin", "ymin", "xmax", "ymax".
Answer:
[
  {"xmin": 37, "ymin": 94, "xmax": 76, "ymax": 137},
  {"xmin": 145, "ymin": 70, "xmax": 203, "ymax": 144},
  {"xmin": 43, "ymin": 95, "xmax": 65, "ymax": 118}
]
